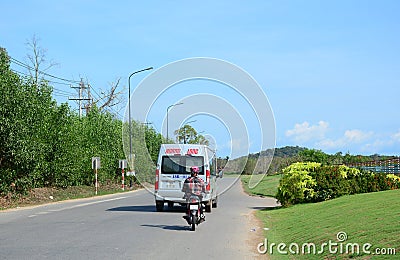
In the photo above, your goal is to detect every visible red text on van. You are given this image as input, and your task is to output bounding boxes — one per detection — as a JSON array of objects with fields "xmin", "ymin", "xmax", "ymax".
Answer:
[
  {"xmin": 166, "ymin": 148, "xmax": 181, "ymax": 154},
  {"xmin": 187, "ymin": 148, "xmax": 199, "ymax": 155}
]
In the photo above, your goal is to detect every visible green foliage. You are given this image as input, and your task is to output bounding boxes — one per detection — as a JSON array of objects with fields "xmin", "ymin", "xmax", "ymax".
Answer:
[
  {"xmin": 174, "ymin": 124, "xmax": 208, "ymax": 145},
  {"xmin": 0, "ymin": 47, "xmax": 161, "ymax": 195},
  {"xmin": 276, "ymin": 162, "xmax": 319, "ymax": 206},
  {"xmin": 242, "ymin": 157, "xmax": 257, "ymax": 175},
  {"xmin": 144, "ymin": 126, "xmax": 163, "ymax": 164},
  {"xmin": 276, "ymin": 161, "xmax": 400, "ymax": 207},
  {"xmin": 225, "ymin": 146, "xmax": 305, "ymax": 175},
  {"xmin": 123, "ymin": 121, "xmax": 161, "ymax": 185},
  {"xmin": 386, "ymin": 174, "xmax": 400, "ymax": 189},
  {"xmin": 299, "ymin": 148, "xmax": 329, "ymax": 164},
  {"xmin": 299, "ymin": 148, "xmax": 393, "ymax": 166},
  {"xmin": 310, "ymin": 165, "xmax": 352, "ymax": 201},
  {"xmin": 1, "ymin": 48, "xmax": 57, "ymax": 193}
]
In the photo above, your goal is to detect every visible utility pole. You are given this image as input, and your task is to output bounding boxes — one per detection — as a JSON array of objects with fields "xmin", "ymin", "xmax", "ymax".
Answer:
[
  {"xmin": 85, "ymin": 83, "xmax": 92, "ymax": 115},
  {"xmin": 79, "ymin": 80, "xmax": 83, "ymax": 117},
  {"xmin": 69, "ymin": 78, "xmax": 91, "ymax": 117}
]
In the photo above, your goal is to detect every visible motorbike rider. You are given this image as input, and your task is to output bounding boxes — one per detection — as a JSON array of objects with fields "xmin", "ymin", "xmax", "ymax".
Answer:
[{"xmin": 182, "ymin": 166, "xmax": 206, "ymax": 222}]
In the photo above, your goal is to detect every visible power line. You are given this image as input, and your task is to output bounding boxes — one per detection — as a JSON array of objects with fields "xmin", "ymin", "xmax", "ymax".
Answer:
[
  {"xmin": 10, "ymin": 68, "xmax": 31, "ymax": 78},
  {"xmin": 10, "ymin": 56, "xmax": 124, "ymax": 118},
  {"xmin": 10, "ymin": 57, "xmax": 80, "ymax": 84},
  {"xmin": 104, "ymin": 105, "xmax": 124, "ymax": 118},
  {"xmin": 11, "ymin": 68, "xmax": 75, "ymax": 95},
  {"xmin": 12, "ymin": 68, "xmax": 73, "ymax": 87},
  {"xmin": 53, "ymin": 88, "xmax": 74, "ymax": 95},
  {"xmin": 53, "ymin": 88, "xmax": 74, "ymax": 96},
  {"xmin": 88, "ymin": 83, "xmax": 125, "ymax": 118},
  {"xmin": 52, "ymin": 93, "xmax": 70, "ymax": 98},
  {"xmin": 45, "ymin": 79, "xmax": 72, "ymax": 86},
  {"xmin": 88, "ymin": 83, "xmax": 103, "ymax": 102}
]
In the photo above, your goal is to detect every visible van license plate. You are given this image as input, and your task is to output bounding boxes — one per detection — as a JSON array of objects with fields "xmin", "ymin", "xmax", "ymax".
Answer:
[
  {"xmin": 190, "ymin": 205, "xmax": 199, "ymax": 210},
  {"xmin": 166, "ymin": 183, "xmax": 175, "ymax": 188}
]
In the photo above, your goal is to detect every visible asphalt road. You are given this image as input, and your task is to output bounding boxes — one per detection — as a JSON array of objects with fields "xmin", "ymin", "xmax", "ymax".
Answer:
[{"xmin": 0, "ymin": 176, "xmax": 278, "ymax": 260}]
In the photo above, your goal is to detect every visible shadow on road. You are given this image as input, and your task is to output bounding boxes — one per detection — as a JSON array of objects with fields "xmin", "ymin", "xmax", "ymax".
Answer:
[
  {"xmin": 107, "ymin": 205, "xmax": 156, "ymax": 212},
  {"xmin": 107, "ymin": 205, "xmax": 187, "ymax": 213},
  {"xmin": 249, "ymin": 206, "xmax": 281, "ymax": 211},
  {"xmin": 141, "ymin": 224, "xmax": 189, "ymax": 231}
]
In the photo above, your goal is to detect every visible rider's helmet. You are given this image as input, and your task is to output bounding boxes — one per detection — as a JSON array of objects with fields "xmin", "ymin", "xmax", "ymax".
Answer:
[{"xmin": 190, "ymin": 166, "xmax": 199, "ymax": 176}]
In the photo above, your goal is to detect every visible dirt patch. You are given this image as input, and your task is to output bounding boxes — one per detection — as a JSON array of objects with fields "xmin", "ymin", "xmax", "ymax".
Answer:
[
  {"xmin": 0, "ymin": 188, "xmax": 55, "ymax": 209},
  {"xmin": 245, "ymin": 210, "xmax": 270, "ymax": 259}
]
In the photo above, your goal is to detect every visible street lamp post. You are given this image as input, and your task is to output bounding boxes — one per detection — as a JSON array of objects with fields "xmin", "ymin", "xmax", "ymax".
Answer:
[
  {"xmin": 166, "ymin": 102, "xmax": 183, "ymax": 142},
  {"xmin": 128, "ymin": 67, "xmax": 153, "ymax": 169}
]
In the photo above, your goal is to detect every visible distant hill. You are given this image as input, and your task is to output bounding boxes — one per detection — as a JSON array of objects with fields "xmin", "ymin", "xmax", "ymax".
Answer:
[
  {"xmin": 222, "ymin": 146, "xmax": 399, "ymax": 175},
  {"xmin": 223, "ymin": 146, "xmax": 306, "ymax": 174},
  {"xmin": 254, "ymin": 146, "xmax": 307, "ymax": 158}
]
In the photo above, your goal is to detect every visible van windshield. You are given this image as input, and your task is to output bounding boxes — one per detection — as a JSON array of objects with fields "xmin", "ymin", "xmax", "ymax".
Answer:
[{"xmin": 161, "ymin": 156, "xmax": 204, "ymax": 175}]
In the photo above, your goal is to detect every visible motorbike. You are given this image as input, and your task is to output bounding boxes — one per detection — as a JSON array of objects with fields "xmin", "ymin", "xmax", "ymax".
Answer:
[{"xmin": 184, "ymin": 195, "xmax": 205, "ymax": 231}]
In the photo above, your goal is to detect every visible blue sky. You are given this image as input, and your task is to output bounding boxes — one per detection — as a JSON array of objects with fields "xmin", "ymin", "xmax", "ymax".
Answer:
[{"xmin": 1, "ymin": 0, "xmax": 400, "ymax": 157}]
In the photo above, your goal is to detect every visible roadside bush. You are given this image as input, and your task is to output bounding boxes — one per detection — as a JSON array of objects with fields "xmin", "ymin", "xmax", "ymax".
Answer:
[
  {"xmin": 310, "ymin": 166, "xmax": 351, "ymax": 202},
  {"xmin": 276, "ymin": 162, "xmax": 319, "ymax": 206},
  {"xmin": 386, "ymin": 174, "xmax": 400, "ymax": 189},
  {"xmin": 276, "ymin": 162, "xmax": 400, "ymax": 207}
]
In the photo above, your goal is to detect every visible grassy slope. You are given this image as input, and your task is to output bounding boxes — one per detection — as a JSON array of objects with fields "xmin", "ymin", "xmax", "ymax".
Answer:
[
  {"xmin": 241, "ymin": 174, "xmax": 281, "ymax": 197},
  {"xmin": 257, "ymin": 189, "xmax": 399, "ymax": 259}
]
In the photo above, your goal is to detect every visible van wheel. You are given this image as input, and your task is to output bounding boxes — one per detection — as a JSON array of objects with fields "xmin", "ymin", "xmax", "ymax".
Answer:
[
  {"xmin": 156, "ymin": 201, "xmax": 164, "ymax": 212},
  {"xmin": 205, "ymin": 202, "xmax": 212, "ymax": 213},
  {"xmin": 212, "ymin": 197, "xmax": 218, "ymax": 208}
]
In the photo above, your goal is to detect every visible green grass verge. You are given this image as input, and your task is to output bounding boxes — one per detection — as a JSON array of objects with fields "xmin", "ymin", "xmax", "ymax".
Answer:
[
  {"xmin": 241, "ymin": 174, "xmax": 281, "ymax": 197},
  {"xmin": 256, "ymin": 189, "xmax": 399, "ymax": 259}
]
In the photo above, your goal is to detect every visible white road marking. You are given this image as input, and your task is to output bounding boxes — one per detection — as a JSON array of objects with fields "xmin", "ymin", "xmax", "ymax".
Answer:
[{"xmin": 26, "ymin": 196, "xmax": 128, "ymax": 218}]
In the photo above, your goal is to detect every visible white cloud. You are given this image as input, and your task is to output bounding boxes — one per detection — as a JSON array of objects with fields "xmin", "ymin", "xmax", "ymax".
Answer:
[
  {"xmin": 343, "ymin": 129, "xmax": 373, "ymax": 143},
  {"xmin": 285, "ymin": 121, "xmax": 329, "ymax": 143},
  {"xmin": 317, "ymin": 138, "xmax": 345, "ymax": 149},
  {"xmin": 286, "ymin": 123, "xmax": 399, "ymax": 155},
  {"xmin": 361, "ymin": 139, "xmax": 393, "ymax": 153},
  {"xmin": 317, "ymin": 129, "xmax": 374, "ymax": 150},
  {"xmin": 392, "ymin": 130, "xmax": 400, "ymax": 143}
]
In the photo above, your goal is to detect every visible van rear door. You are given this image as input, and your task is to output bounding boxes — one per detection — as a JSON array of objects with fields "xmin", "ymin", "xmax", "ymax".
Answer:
[{"xmin": 159, "ymin": 155, "xmax": 204, "ymax": 199}]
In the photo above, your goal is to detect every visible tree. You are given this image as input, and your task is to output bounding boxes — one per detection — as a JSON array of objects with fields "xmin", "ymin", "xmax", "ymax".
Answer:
[
  {"xmin": 144, "ymin": 125, "xmax": 164, "ymax": 163},
  {"xmin": 175, "ymin": 124, "xmax": 199, "ymax": 144},
  {"xmin": 299, "ymin": 149, "xmax": 329, "ymax": 165},
  {"xmin": 242, "ymin": 157, "xmax": 257, "ymax": 175},
  {"xmin": 25, "ymin": 35, "xmax": 58, "ymax": 86},
  {"xmin": 93, "ymin": 78, "xmax": 126, "ymax": 113},
  {"xmin": 193, "ymin": 134, "xmax": 209, "ymax": 145},
  {"xmin": 174, "ymin": 125, "xmax": 209, "ymax": 145},
  {"xmin": 0, "ymin": 47, "xmax": 56, "ymax": 192}
]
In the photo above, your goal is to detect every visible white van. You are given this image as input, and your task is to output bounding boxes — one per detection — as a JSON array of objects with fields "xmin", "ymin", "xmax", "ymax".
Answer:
[{"xmin": 154, "ymin": 144, "xmax": 219, "ymax": 212}]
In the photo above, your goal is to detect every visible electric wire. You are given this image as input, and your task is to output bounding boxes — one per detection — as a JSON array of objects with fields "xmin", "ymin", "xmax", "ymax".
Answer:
[
  {"xmin": 10, "ymin": 56, "xmax": 124, "ymax": 118},
  {"xmin": 10, "ymin": 57, "xmax": 80, "ymax": 84},
  {"xmin": 11, "ymin": 68, "xmax": 75, "ymax": 96}
]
